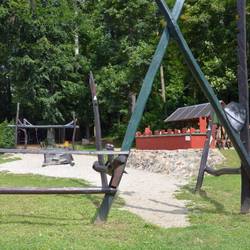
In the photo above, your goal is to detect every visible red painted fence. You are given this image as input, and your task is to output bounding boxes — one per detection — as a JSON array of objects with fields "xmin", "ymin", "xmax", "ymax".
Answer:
[{"xmin": 136, "ymin": 130, "xmax": 216, "ymax": 150}]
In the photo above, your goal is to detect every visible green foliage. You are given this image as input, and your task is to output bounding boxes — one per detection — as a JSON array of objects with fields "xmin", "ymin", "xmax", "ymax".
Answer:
[
  {"xmin": 111, "ymin": 123, "xmax": 127, "ymax": 142},
  {"xmin": 180, "ymin": 0, "xmax": 238, "ymax": 102},
  {"xmin": 0, "ymin": 121, "xmax": 15, "ymax": 148},
  {"xmin": 0, "ymin": 0, "xmax": 249, "ymax": 140}
]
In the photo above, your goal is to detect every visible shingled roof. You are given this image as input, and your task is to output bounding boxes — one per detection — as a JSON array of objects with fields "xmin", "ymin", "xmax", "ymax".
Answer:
[{"xmin": 164, "ymin": 102, "xmax": 213, "ymax": 123}]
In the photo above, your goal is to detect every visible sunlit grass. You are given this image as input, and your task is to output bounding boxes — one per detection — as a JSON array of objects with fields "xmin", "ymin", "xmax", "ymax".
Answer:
[{"xmin": 0, "ymin": 149, "xmax": 249, "ymax": 249}]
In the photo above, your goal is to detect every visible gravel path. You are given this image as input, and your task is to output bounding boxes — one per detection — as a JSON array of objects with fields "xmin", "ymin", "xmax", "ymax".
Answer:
[{"xmin": 0, "ymin": 154, "xmax": 189, "ymax": 228}]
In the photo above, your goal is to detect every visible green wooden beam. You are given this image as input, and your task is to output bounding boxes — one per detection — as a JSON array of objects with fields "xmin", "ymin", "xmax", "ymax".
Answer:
[
  {"xmin": 155, "ymin": 0, "xmax": 250, "ymax": 178},
  {"xmin": 121, "ymin": 0, "xmax": 185, "ymax": 151},
  {"xmin": 95, "ymin": 0, "xmax": 185, "ymax": 223}
]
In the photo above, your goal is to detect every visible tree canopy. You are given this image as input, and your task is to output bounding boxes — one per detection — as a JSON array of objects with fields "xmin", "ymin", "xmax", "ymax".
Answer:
[{"xmin": 0, "ymin": 0, "xmax": 249, "ymax": 139}]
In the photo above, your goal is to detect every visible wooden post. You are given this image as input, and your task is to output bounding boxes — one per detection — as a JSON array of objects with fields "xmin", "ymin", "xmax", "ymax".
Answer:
[
  {"xmin": 15, "ymin": 103, "xmax": 20, "ymax": 148},
  {"xmin": 237, "ymin": 0, "xmax": 250, "ymax": 213},
  {"xmin": 22, "ymin": 129, "xmax": 28, "ymax": 149},
  {"xmin": 89, "ymin": 72, "xmax": 108, "ymax": 188},
  {"xmin": 195, "ymin": 118, "xmax": 213, "ymax": 192},
  {"xmin": 62, "ymin": 128, "xmax": 65, "ymax": 143},
  {"xmin": 72, "ymin": 113, "xmax": 77, "ymax": 150}
]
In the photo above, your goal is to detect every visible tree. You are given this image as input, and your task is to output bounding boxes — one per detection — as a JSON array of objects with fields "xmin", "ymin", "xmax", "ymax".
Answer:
[{"xmin": 0, "ymin": 0, "xmax": 248, "ymax": 140}]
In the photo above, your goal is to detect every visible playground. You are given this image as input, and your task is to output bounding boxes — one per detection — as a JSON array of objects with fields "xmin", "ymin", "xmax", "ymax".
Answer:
[
  {"xmin": 0, "ymin": 150, "xmax": 249, "ymax": 249},
  {"xmin": 0, "ymin": 0, "xmax": 249, "ymax": 249},
  {"xmin": 0, "ymin": 153, "xmax": 189, "ymax": 228}
]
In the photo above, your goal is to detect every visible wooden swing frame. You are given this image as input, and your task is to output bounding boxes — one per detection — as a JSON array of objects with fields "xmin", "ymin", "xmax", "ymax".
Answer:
[{"xmin": 0, "ymin": 0, "xmax": 249, "ymax": 222}]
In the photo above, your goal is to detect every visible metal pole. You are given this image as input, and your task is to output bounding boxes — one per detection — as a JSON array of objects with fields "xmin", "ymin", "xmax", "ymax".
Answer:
[
  {"xmin": 237, "ymin": 0, "xmax": 250, "ymax": 213},
  {"xmin": 0, "ymin": 148, "xmax": 129, "ymax": 155},
  {"xmin": 0, "ymin": 187, "xmax": 116, "ymax": 195},
  {"xmin": 89, "ymin": 72, "xmax": 108, "ymax": 188}
]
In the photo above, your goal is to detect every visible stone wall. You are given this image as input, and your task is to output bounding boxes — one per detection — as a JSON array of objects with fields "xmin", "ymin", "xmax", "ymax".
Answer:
[{"xmin": 126, "ymin": 149, "xmax": 225, "ymax": 180}]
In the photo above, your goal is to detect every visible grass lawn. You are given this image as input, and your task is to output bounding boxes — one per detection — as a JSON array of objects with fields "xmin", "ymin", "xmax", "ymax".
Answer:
[
  {"xmin": 0, "ymin": 149, "xmax": 249, "ymax": 249},
  {"xmin": 75, "ymin": 144, "xmax": 96, "ymax": 151}
]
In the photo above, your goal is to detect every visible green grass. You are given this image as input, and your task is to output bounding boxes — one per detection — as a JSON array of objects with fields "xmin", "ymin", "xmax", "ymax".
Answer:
[
  {"xmin": 176, "ymin": 149, "xmax": 249, "ymax": 250},
  {"xmin": 0, "ymin": 173, "xmax": 170, "ymax": 250},
  {"xmin": 217, "ymin": 149, "xmax": 241, "ymax": 168},
  {"xmin": 75, "ymin": 144, "xmax": 96, "ymax": 151},
  {"xmin": 0, "ymin": 149, "xmax": 249, "ymax": 249}
]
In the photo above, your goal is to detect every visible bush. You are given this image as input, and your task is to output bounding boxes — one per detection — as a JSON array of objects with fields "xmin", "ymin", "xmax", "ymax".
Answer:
[
  {"xmin": 111, "ymin": 123, "xmax": 128, "ymax": 144},
  {"xmin": 0, "ymin": 121, "xmax": 15, "ymax": 148}
]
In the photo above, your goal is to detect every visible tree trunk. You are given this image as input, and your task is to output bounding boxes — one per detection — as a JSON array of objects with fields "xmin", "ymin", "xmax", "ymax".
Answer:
[
  {"xmin": 160, "ymin": 65, "xmax": 166, "ymax": 103},
  {"xmin": 74, "ymin": 3, "xmax": 79, "ymax": 56},
  {"xmin": 74, "ymin": 32, "xmax": 79, "ymax": 56},
  {"xmin": 29, "ymin": 0, "xmax": 36, "ymax": 14},
  {"xmin": 85, "ymin": 124, "xmax": 90, "ymax": 140},
  {"xmin": 130, "ymin": 92, "xmax": 136, "ymax": 113},
  {"xmin": 6, "ymin": 78, "xmax": 12, "ymax": 121}
]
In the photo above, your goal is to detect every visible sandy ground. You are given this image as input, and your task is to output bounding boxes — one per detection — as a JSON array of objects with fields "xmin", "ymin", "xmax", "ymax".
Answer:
[{"xmin": 0, "ymin": 154, "xmax": 189, "ymax": 228}]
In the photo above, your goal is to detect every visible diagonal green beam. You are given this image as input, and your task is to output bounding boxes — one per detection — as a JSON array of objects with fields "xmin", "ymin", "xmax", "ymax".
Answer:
[
  {"xmin": 95, "ymin": 0, "xmax": 185, "ymax": 223},
  {"xmin": 155, "ymin": 0, "xmax": 250, "ymax": 177},
  {"xmin": 121, "ymin": 0, "xmax": 185, "ymax": 151}
]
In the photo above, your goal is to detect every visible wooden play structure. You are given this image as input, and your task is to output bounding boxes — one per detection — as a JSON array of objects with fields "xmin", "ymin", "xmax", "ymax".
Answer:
[
  {"xmin": 194, "ymin": 0, "xmax": 250, "ymax": 212},
  {"xmin": 195, "ymin": 110, "xmax": 242, "ymax": 193},
  {"xmin": 10, "ymin": 104, "xmax": 79, "ymax": 167},
  {"xmin": 0, "ymin": 0, "xmax": 249, "ymax": 222}
]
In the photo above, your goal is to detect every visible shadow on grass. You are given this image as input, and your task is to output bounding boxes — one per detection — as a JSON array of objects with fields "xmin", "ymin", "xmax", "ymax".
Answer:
[
  {"xmin": 5, "ymin": 213, "xmax": 82, "ymax": 221},
  {"xmin": 181, "ymin": 186, "xmax": 239, "ymax": 215},
  {"xmin": 0, "ymin": 213, "xmax": 86, "ymax": 226},
  {"xmin": 197, "ymin": 189, "xmax": 225, "ymax": 213},
  {"xmin": 63, "ymin": 178, "xmax": 103, "ymax": 208},
  {"xmin": 0, "ymin": 175, "xmax": 123, "ymax": 226},
  {"xmin": 181, "ymin": 185, "xmax": 242, "ymax": 216},
  {"xmin": 0, "ymin": 219, "xmax": 84, "ymax": 227},
  {"xmin": 68, "ymin": 179, "xmax": 125, "ymax": 224}
]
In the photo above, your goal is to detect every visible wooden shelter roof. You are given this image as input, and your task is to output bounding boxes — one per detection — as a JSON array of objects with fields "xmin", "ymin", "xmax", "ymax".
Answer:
[{"xmin": 164, "ymin": 102, "xmax": 213, "ymax": 122}]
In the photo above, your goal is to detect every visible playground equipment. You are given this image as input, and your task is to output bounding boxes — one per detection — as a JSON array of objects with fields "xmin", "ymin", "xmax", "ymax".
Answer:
[
  {"xmin": 89, "ymin": 71, "xmax": 108, "ymax": 187},
  {"xmin": 195, "ymin": 0, "xmax": 250, "ymax": 212},
  {"xmin": 195, "ymin": 105, "xmax": 243, "ymax": 192},
  {"xmin": 10, "ymin": 104, "xmax": 79, "ymax": 167},
  {"xmin": 0, "ymin": 0, "xmax": 249, "ymax": 221}
]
